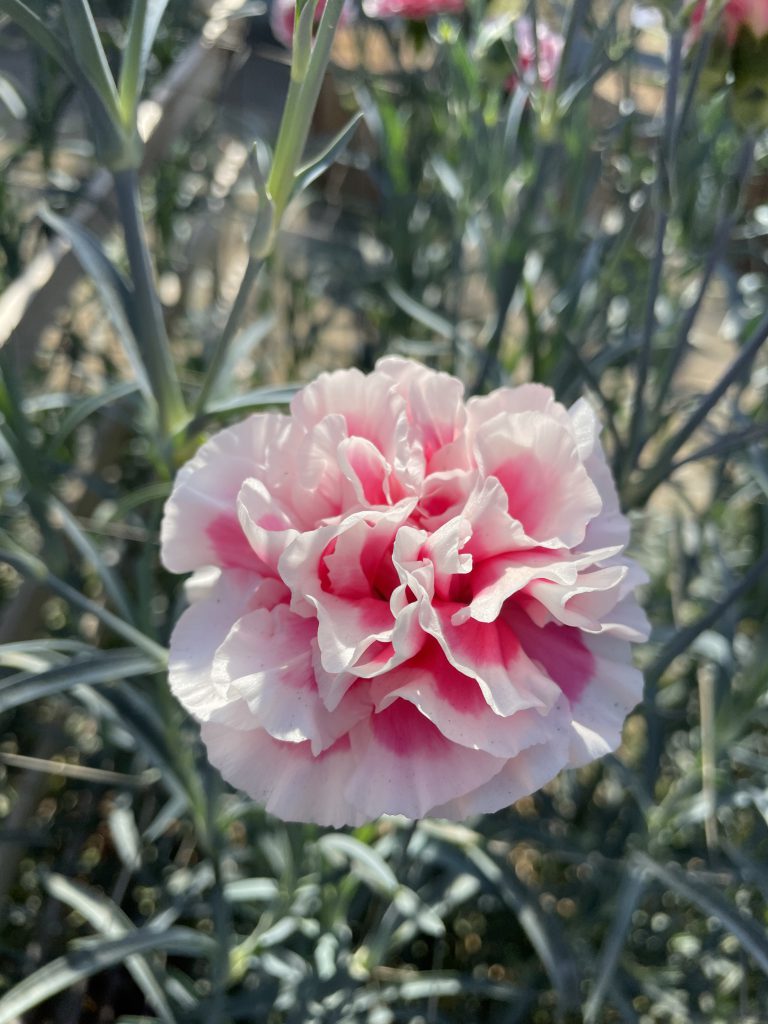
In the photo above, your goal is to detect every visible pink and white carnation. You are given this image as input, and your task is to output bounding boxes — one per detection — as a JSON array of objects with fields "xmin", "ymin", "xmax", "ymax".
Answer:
[
  {"xmin": 160, "ymin": 358, "xmax": 649, "ymax": 827},
  {"xmin": 512, "ymin": 16, "xmax": 565, "ymax": 89}
]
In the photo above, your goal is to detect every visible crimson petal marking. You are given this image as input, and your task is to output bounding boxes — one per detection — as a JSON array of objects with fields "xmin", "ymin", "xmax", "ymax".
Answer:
[
  {"xmin": 503, "ymin": 605, "xmax": 595, "ymax": 703},
  {"xmin": 210, "ymin": 605, "xmax": 369, "ymax": 752},
  {"xmin": 337, "ymin": 435, "xmax": 391, "ymax": 507},
  {"xmin": 473, "ymin": 412, "xmax": 603, "ymax": 548},
  {"xmin": 160, "ymin": 412, "xmax": 291, "ymax": 573},
  {"xmin": 425, "ymin": 600, "xmax": 564, "ymax": 716},
  {"xmin": 369, "ymin": 639, "xmax": 572, "ymax": 759}
]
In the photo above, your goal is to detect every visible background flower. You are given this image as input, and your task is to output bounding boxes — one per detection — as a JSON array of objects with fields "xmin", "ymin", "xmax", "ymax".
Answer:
[
  {"xmin": 363, "ymin": 0, "xmax": 464, "ymax": 21},
  {"xmin": 689, "ymin": 0, "xmax": 768, "ymax": 46},
  {"xmin": 161, "ymin": 359, "xmax": 649, "ymax": 826},
  {"xmin": 512, "ymin": 16, "xmax": 565, "ymax": 89}
]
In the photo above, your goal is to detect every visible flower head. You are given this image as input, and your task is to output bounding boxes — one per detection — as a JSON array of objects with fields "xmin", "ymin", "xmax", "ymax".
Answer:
[
  {"xmin": 363, "ymin": 0, "xmax": 464, "ymax": 21},
  {"xmin": 161, "ymin": 359, "xmax": 649, "ymax": 826},
  {"xmin": 690, "ymin": 0, "xmax": 768, "ymax": 45},
  {"xmin": 512, "ymin": 16, "xmax": 565, "ymax": 89}
]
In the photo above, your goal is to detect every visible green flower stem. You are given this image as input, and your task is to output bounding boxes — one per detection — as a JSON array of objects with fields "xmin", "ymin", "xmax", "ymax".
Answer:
[
  {"xmin": 191, "ymin": 256, "xmax": 264, "ymax": 421},
  {"xmin": 193, "ymin": 0, "xmax": 346, "ymax": 421},
  {"xmin": 624, "ymin": 21, "xmax": 683, "ymax": 479},
  {"xmin": 113, "ymin": 167, "xmax": 186, "ymax": 441},
  {"xmin": 267, "ymin": 0, "xmax": 347, "ymax": 220}
]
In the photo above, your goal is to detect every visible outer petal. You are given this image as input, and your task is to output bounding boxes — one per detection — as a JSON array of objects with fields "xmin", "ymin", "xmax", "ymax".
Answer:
[
  {"xmin": 376, "ymin": 355, "xmax": 468, "ymax": 468},
  {"xmin": 473, "ymin": 411, "xmax": 603, "ymax": 548},
  {"xmin": 345, "ymin": 700, "xmax": 506, "ymax": 819},
  {"xmin": 566, "ymin": 634, "xmax": 645, "ymax": 766},
  {"xmin": 428, "ymin": 738, "xmax": 568, "ymax": 818},
  {"xmin": 160, "ymin": 413, "xmax": 291, "ymax": 573},
  {"xmin": 167, "ymin": 569, "xmax": 287, "ymax": 726},
  {"xmin": 200, "ymin": 726, "xmax": 365, "ymax": 827},
  {"xmin": 211, "ymin": 604, "xmax": 371, "ymax": 752},
  {"xmin": 569, "ymin": 399, "xmax": 631, "ymax": 550}
]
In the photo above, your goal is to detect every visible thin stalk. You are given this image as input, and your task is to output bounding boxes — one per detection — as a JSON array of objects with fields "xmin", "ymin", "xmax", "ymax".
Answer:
[
  {"xmin": 192, "ymin": 257, "xmax": 264, "ymax": 421},
  {"xmin": 629, "ymin": 305, "xmax": 768, "ymax": 506},
  {"xmin": 625, "ymin": 21, "xmax": 683, "ymax": 477},
  {"xmin": 650, "ymin": 135, "xmax": 754, "ymax": 423},
  {"xmin": 473, "ymin": 139, "xmax": 553, "ymax": 394},
  {"xmin": 114, "ymin": 168, "xmax": 186, "ymax": 440},
  {"xmin": 267, "ymin": 0, "xmax": 347, "ymax": 219},
  {"xmin": 193, "ymin": 0, "xmax": 345, "ymax": 420},
  {"xmin": 0, "ymin": 545, "xmax": 167, "ymax": 663}
]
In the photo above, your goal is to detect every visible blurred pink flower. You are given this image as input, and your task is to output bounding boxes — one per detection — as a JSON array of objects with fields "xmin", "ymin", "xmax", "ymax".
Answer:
[
  {"xmin": 689, "ymin": 0, "xmax": 768, "ymax": 45},
  {"xmin": 161, "ymin": 358, "xmax": 649, "ymax": 826},
  {"xmin": 363, "ymin": 0, "xmax": 464, "ymax": 20},
  {"xmin": 512, "ymin": 16, "xmax": 565, "ymax": 89},
  {"xmin": 270, "ymin": 0, "xmax": 352, "ymax": 48}
]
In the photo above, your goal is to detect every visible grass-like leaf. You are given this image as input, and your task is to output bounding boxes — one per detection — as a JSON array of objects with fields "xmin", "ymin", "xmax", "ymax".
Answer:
[
  {"xmin": 294, "ymin": 111, "xmax": 364, "ymax": 195},
  {"xmin": 0, "ymin": 925, "xmax": 215, "ymax": 1023},
  {"xmin": 119, "ymin": 0, "xmax": 171, "ymax": 127},
  {"xmin": 634, "ymin": 854, "xmax": 768, "ymax": 976},
  {"xmin": 0, "ymin": 648, "xmax": 164, "ymax": 714},
  {"xmin": 39, "ymin": 208, "xmax": 154, "ymax": 407},
  {"xmin": 44, "ymin": 873, "xmax": 179, "ymax": 1024},
  {"xmin": 60, "ymin": 0, "xmax": 121, "ymax": 123}
]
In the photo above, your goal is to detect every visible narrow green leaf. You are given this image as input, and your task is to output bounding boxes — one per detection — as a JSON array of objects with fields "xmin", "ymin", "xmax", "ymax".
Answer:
[
  {"xmin": 205, "ymin": 315, "xmax": 276, "ymax": 402},
  {"xmin": 39, "ymin": 207, "xmax": 154, "ymax": 407},
  {"xmin": 634, "ymin": 854, "xmax": 768, "ymax": 976},
  {"xmin": 0, "ymin": 541, "xmax": 166, "ymax": 660},
  {"xmin": 49, "ymin": 497, "xmax": 134, "ymax": 623},
  {"xmin": 0, "ymin": 649, "xmax": 163, "ymax": 715},
  {"xmin": 462, "ymin": 844, "xmax": 581, "ymax": 1011},
  {"xmin": 584, "ymin": 873, "xmax": 645, "ymax": 1024},
  {"xmin": 109, "ymin": 797, "xmax": 143, "ymax": 872},
  {"xmin": 0, "ymin": 1, "xmax": 74, "ymax": 78},
  {"xmin": 0, "ymin": 926, "xmax": 215, "ymax": 1023},
  {"xmin": 61, "ymin": 0, "xmax": 121, "ymax": 122},
  {"xmin": 44, "ymin": 874, "xmax": 177, "ymax": 1024},
  {"xmin": 0, "ymin": 71, "xmax": 27, "ymax": 119},
  {"xmin": 385, "ymin": 281, "xmax": 454, "ymax": 339},
  {"xmin": 119, "ymin": 0, "xmax": 171, "ymax": 126},
  {"xmin": 318, "ymin": 833, "xmax": 398, "ymax": 895},
  {"xmin": 294, "ymin": 111, "xmax": 363, "ymax": 195},
  {"xmin": 197, "ymin": 384, "xmax": 300, "ymax": 423},
  {"xmin": 50, "ymin": 381, "xmax": 140, "ymax": 451},
  {"xmin": 224, "ymin": 878, "xmax": 281, "ymax": 903}
]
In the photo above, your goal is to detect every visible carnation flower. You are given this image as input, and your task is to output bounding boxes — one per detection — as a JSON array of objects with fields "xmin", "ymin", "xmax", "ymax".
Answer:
[
  {"xmin": 363, "ymin": 0, "xmax": 464, "ymax": 22},
  {"xmin": 511, "ymin": 16, "xmax": 565, "ymax": 89},
  {"xmin": 161, "ymin": 358, "xmax": 649, "ymax": 827},
  {"xmin": 689, "ymin": 0, "xmax": 768, "ymax": 45}
]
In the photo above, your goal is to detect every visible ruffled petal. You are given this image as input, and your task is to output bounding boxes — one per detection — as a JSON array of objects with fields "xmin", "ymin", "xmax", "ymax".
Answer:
[
  {"xmin": 201, "ymin": 726, "xmax": 365, "ymax": 827},
  {"xmin": 160, "ymin": 413, "xmax": 290, "ymax": 573},
  {"xmin": 369, "ymin": 639, "xmax": 572, "ymax": 759}
]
